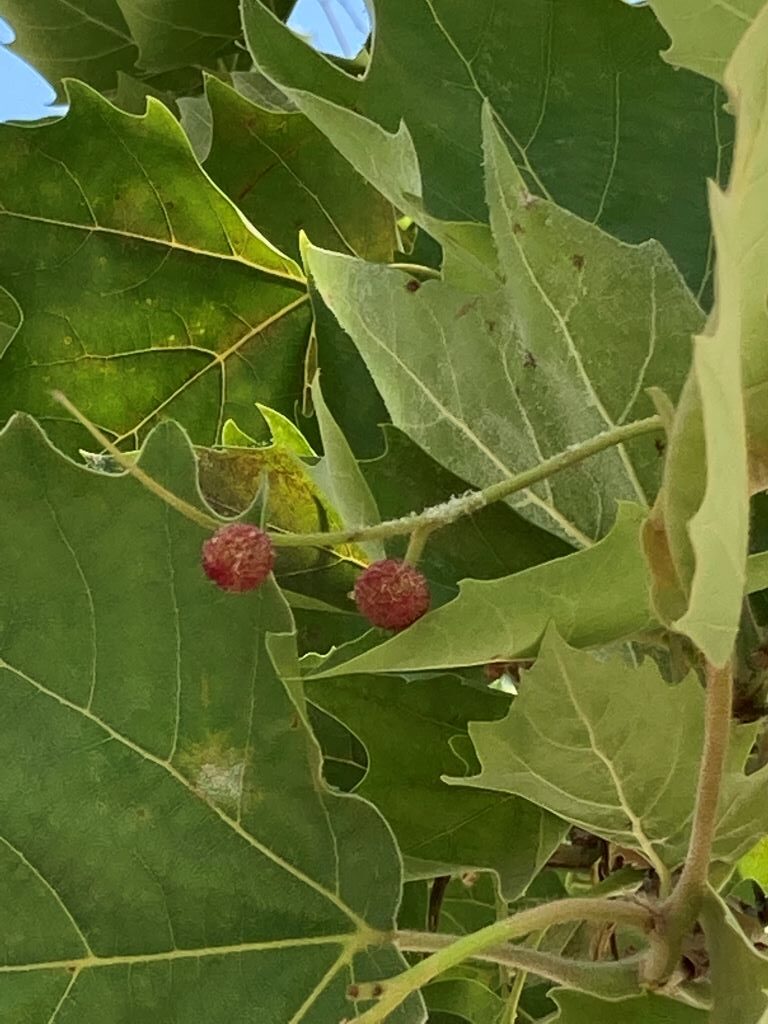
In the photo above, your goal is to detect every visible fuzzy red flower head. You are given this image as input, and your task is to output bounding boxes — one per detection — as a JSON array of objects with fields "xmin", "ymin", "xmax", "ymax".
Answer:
[
  {"xmin": 202, "ymin": 523, "xmax": 275, "ymax": 593},
  {"xmin": 353, "ymin": 559, "xmax": 430, "ymax": 630}
]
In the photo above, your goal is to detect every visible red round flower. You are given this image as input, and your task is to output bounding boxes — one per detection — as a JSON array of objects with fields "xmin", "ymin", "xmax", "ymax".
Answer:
[
  {"xmin": 202, "ymin": 523, "xmax": 275, "ymax": 593},
  {"xmin": 353, "ymin": 559, "xmax": 430, "ymax": 630}
]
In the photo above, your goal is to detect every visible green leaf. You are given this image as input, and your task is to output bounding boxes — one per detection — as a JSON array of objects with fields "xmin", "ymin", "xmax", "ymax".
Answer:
[
  {"xmin": 308, "ymin": 282, "xmax": 391, "ymax": 461},
  {"xmin": 549, "ymin": 989, "xmax": 705, "ymax": 1023},
  {"xmin": 647, "ymin": 6, "xmax": 768, "ymax": 665},
  {"xmin": 0, "ymin": 0, "xmax": 138, "ymax": 97},
  {"xmin": 484, "ymin": 103, "xmax": 701, "ymax": 534},
  {"xmin": 197, "ymin": 76, "xmax": 396, "ymax": 263},
  {"xmin": 424, "ymin": 978, "xmax": 505, "ymax": 1024},
  {"xmin": 115, "ymin": 0, "xmax": 243, "ymax": 74},
  {"xmin": 243, "ymin": 0, "xmax": 731, "ymax": 292},
  {"xmin": 447, "ymin": 630, "xmax": 705, "ymax": 876},
  {"xmin": 194, "ymin": 444, "xmax": 366, "ymax": 604},
  {"xmin": 700, "ymin": 889, "xmax": 768, "ymax": 1024},
  {"xmin": 305, "ymin": 165, "xmax": 701, "ymax": 544},
  {"xmin": 308, "ymin": 373, "xmax": 384, "ymax": 562},
  {"xmin": 306, "ymin": 674, "xmax": 567, "ymax": 900},
  {"xmin": 112, "ymin": 67, "xmax": 206, "ymax": 117},
  {"xmin": 220, "ymin": 418, "xmax": 262, "ymax": 448},
  {"xmin": 649, "ymin": 0, "xmax": 762, "ymax": 83},
  {"xmin": 739, "ymin": 836, "xmax": 768, "ymax": 890},
  {"xmin": 0, "ymin": 82, "xmax": 311, "ymax": 454},
  {"xmin": 0, "ymin": 414, "xmax": 421, "ymax": 1022},
  {"xmin": 256, "ymin": 403, "xmax": 317, "ymax": 456},
  {"xmin": 308, "ymin": 504, "xmax": 653, "ymax": 678}
]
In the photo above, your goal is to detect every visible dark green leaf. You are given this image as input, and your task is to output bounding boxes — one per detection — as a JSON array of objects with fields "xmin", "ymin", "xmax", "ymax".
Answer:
[
  {"xmin": 0, "ymin": 83, "xmax": 310, "ymax": 453},
  {"xmin": 0, "ymin": 414, "xmax": 420, "ymax": 1022},
  {"xmin": 549, "ymin": 989, "xmax": 705, "ymax": 1023},
  {"xmin": 243, "ymin": 0, "xmax": 732, "ymax": 291},
  {"xmin": 307, "ymin": 674, "xmax": 566, "ymax": 900},
  {"xmin": 197, "ymin": 76, "xmax": 396, "ymax": 263}
]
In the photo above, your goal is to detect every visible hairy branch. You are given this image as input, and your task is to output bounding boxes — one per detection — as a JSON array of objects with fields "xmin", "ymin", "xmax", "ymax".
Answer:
[
  {"xmin": 350, "ymin": 897, "xmax": 652, "ymax": 1022},
  {"xmin": 643, "ymin": 661, "xmax": 734, "ymax": 985},
  {"xmin": 54, "ymin": 390, "xmax": 662, "ymax": 553}
]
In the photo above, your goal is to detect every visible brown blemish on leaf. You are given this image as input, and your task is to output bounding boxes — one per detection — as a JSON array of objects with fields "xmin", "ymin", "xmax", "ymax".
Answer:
[
  {"xmin": 512, "ymin": 222, "xmax": 525, "ymax": 235},
  {"xmin": 523, "ymin": 350, "xmax": 537, "ymax": 369},
  {"xmin": 405, "ymin": 278, "xmax": 421, "ymax": 293},
  {"xmin": 571, "ymin": 253, "xmax": 585, "ymax": 270},
  {"xmin": 454, "ymin": 297, "xmax": 479, "ymax": 318},
  {"xmin": 655, "ymin": 439, "xmax": 667, "ymax": 456},
  {"xmin": 486, "ymin": 320, "xmax": 496, "ymax": 333}
]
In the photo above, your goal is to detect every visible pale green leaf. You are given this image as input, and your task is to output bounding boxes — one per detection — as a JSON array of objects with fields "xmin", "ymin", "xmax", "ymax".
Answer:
[
  {"xmin": 308, "ymin": 504, "xmax": 653, "ymax": 678},
  {"xmin": 307, "ymin": 674, "xmax": 566, "ymax": 900},
  {"xmin": 0, "ymin": 82, "xmax": 310, "ymax": 454},
  {"xmin": 305, "ymin": 211, "xmax": 699, "ymax": 545},
  {"xmin": 649, "ymin": 0, "xmax": 762, "ymax": 83},
  {"xmin": 700, "ymin": 889, "xmax": 768, "ymax": 1024},
  {"xmin": 482, "ymin": 104, "xmax": 702, "ymax": 538},
  {"xmin": 450, "ymin": 630, "xmax": 703, "ymax": 876},
  {"xmin": 449, "ymin": 629, "xmax": 768, "ymax": 876},
  {"xmin": 739, "ymin": 836, "xmax": 768, "ymax": 889},
  {"xmin": 0, "ymin": 414, "xmax": 421, "ymax": 1022},
  {"xmin": 220, "ymin": 418, "xmax": 261, "ymax": 447},
  {"xmin": 649, "ymin": 7, "xmax": 768, "ymax": 664}
]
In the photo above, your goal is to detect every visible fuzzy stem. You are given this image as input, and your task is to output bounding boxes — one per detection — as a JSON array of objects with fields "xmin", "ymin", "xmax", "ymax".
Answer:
[
  {"xmin": 350, "ymin": 899, "xmax": 651, "ymax": 1022},
  {"xmin": 403, "ymin": 524, "xmax": 436, "ymax": 565},
  {"xmin": 54, "ymin": 391, "xmax": 662, "ymax": 554},
  {"xmin": 643, "ymin": 661, "xmax": 733, "ymax": 984},
  {"xmin": 387, "ymin": 262, "xmax": 442, "ymax": 280},
  {"xmin": 271, "ymin": 415, "xmax": 662, "ymax": 549}
]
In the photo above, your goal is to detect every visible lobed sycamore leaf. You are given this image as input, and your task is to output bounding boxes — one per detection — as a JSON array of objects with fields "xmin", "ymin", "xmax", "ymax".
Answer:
[
  {"xmin": 0, "ymin": 83, "xmax": 311, "ymax": 456},
  {"xmin": 700, "ymin": 889, "xmax": 768, "ymax": 1024},
  {"xmin": 191, "ymin": 76, "xmax": 397, "ymax": 264},
  {"xmin": 649, "ymin": 0, "xmax": 763, "ymax": 84},
  {"xmin": 449, "ymin": 629, "xmax": 768, "ymax": 876},
  {"xmin": 0, "ymin": 0, "xmax": 138, "ymax": 98},
  {"xmin": 307, "ymin": 674, "xmax": 566, "ymax": 901},
  {"xmin": 305, "ymin": 196, "xmax": 700, "ymax": 546},
  {"xmin": 0, "ymin": 413, "xmax": 421, "ymax": 1023},
  {"xmin": 646, "ymin": 2, "xmax": 768, "ymax": 666}
]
